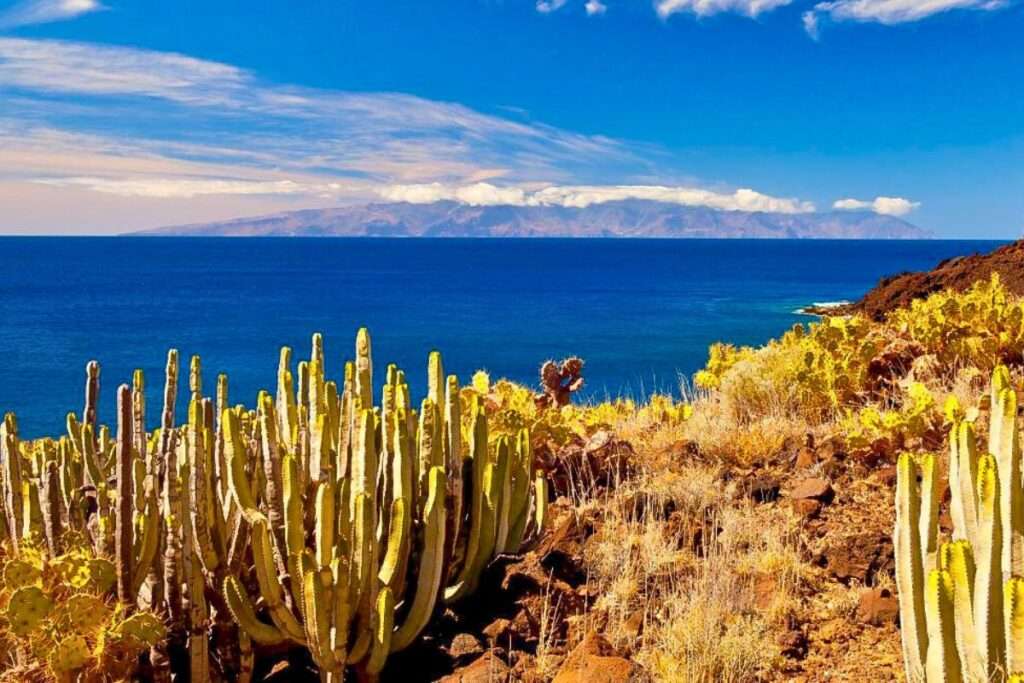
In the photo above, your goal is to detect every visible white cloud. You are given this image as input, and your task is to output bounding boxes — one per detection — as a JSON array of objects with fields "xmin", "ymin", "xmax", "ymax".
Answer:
[
  {"xmin": 536, "ymin": 0, "xmax": 569, "ymax": 12},
  {"xmin": 656, "ymin": 0, "xmax": 792, "ymax": 17},
  {"xmin": 802, "ymin": 10, "xmax": 820, "ymax": 37},
  {"xmin": 804, "ymin": 0, "xmax": 1006, "ymax": 30},
  {"xmin": 33, "ymin": 176, "xmax": 358, "ymax": 199},
  {"xmin": 833, "ymin": 196, "xmax": 919, "ymax": 216},
  {"xmin": 586, "ymin": 0, "xmax": 608, "ymax": 14},
  {"xmin": 380, "ymin": 182, "xmax": 816, "ymax": 213},
  {"xmin": 0, "ymin": 0, "xmax": 103, "ymax": 29}
]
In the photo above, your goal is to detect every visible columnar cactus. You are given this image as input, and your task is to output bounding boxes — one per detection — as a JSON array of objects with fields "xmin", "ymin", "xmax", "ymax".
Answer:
[
  {"xmin": 896, "ymin": 365, "xmax": 1024, "ymax": 682},
  {"xmin": 1, "ymin": 329, "xmax": 550, "ymax": 681}
]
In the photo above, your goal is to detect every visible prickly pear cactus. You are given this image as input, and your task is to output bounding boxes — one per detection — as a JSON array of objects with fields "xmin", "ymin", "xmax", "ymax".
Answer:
[{"xmin": 6, "ymin": 585, "xmax": 52, "ymax": 635}]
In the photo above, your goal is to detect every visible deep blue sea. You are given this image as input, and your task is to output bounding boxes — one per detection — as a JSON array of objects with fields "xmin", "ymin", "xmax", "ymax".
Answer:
[{"xmin": 0, "ymin": 237, "xmax": 1004, "ymax": 437}]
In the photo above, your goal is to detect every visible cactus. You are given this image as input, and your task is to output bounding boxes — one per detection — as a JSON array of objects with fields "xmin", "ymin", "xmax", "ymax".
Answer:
[
  {"xmin": 0, "ymin": 329, "xmax": 550, "ymax": 681},
  {"xmin": 895, "ymin": 366, "xmax": 1024, "ymax": 682}
]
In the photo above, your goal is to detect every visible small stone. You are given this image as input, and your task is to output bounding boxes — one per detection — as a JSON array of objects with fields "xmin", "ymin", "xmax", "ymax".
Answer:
[
  {"xmin": 790, "ymin": 478, "xmax": 834, "ymax": 503},
  {"xmin": 795, "ymin": 446, "xmax": 817, "ymax": 469},
  {"xmin": 553, "ymin": 632, "xmax": 636, "ymax": 683},
  {"xmin": 792, "ymin": 498, "xmax": 822, "ymax": 518},
  {"xmin": 482, "ymin": 618, "xmax": 513, "ymax": 644},
  {"xmin": 448, "ymin": 633, "xmax": 484, "ymax": 664},
  {"xmin": 439, "ymin": 652, "xmax": 511, "ymax": 683},
  {"xmin": 857, "ymin": 587, "xmax": 899, "ymax": 625},
  {"xmin": 875, "ymin": 465, "xmax": 898, "ymax": 487}
]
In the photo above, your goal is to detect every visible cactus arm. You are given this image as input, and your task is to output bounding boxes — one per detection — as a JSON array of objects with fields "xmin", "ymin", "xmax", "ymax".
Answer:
[
  {"xmin": 224, "ymin": 409, "xmax": 259, "ymax": 515},
  {"xmin": 163, "ymin": 431, "xmax": 184, "ymax": 627},
  {"xmin": 948, "ymin": 540, "xmax": 985, "ymax": 681},
  {"xmin": 282, "ymin": 454, "xmax": 307, "ymax": 614},
  {"xmin": 895, "ymin": 452, "xmax": 928, "ymax": 682},
  {"xmin": 2, "ymin": 414, "xmax": 24, "ymax": 554},
  {"xmin": 505, "ymin": 429, "xmax": 534, "ymax": 553},
  {"xmin": 302, "ymin": 567, "xmax": 339, "ymax": 674},
  {"xmin": 114, "ymin": 384, "xmax": 134, "ymax": 604},
  {"xmin": 393, "ymin": 465, "xmax": 448, "ymax": 651},
  {"xmin": 994, "ymin": 386, "xmax": 1024, "ymax": 580},
  {"xmin": 355, "ymin": 328, "xmax": 373, "ymax": 410},
  {"xmin": 188, "ymin": 399, "xmax": 220, "ymax": 575},
  {"xmin": 919, "ymin": 453, "xmax": 940, "ymax": 574},
  {"xmin": 492, "ymin": 437, "xmax": 513, "ymax": 557},
  {"xmin": 365, "ymin": 587, "xmax": 395, "ymax": 675},
  {"xmin": 1007, "ymin": 577, "xmax": 1024, "ymax": 674},
  {"xmin": 250, "ymin": 517, "xmax": 306, "ymax": 643},
  {"xmin": 975, "ymin": 454, "xmax": 1006, "ymax": 678},
  {"xmin": 378, "ymin": 497, "xmax": 410, "ymax": 593},
  {"xmin": 445, "ymin": 399, "xmax": 487, "ymax": 602},
  {"xmin": 925, "ymin": 569, "xmax": 962, "ymax": 682},
  {"xmin": 258, "ymin": 392, "xmax": 290, "ymax": 578},
  {"xmin": 956, "ymin": 421, "xmax": 980, "ymax": 543},
  {"xmin": 41, "ymin": 460, "xmax": 62, "ymax": 557},
  {"xmin": 82, "ymin": 360, "xmax": 100, "ymax": 444},
  {"xmin": 445, "ymin": 461, "xmax": 497, "ymax": 603},
  {"xmin": 444, "ymin": 376, "xmax": 464, "ymax": 557},
  {"xmin": 315, "ymin": 479, "xmax": 336, "ymax": 577},
  {"xmin": 223, "ymin": 575, "xmax": 285, "ymax": 645},
  {"xmin": 130, "ymin": 492, "xmax": 161, "ymax": 598}
]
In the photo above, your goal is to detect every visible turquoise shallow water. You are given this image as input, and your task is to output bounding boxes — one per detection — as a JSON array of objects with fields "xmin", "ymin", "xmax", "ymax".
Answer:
[{"xmin": 0, "ymin": 237, "xmax": 1003, "ymax": 436}]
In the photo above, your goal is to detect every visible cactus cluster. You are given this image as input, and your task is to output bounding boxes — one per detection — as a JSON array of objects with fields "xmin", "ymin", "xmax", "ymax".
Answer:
[
  {"xmin": 0, "ymin": 329, "xmax": 549, "ymax": 682},
  {"xmin": 895, "ymin": 365, "xmax": 1024, "ymax": 682}
]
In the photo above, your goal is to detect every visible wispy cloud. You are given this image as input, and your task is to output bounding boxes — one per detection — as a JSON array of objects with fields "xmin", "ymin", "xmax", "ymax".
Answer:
[
  {"xmin": 0, "ymin": 0, "xmax": 104, "ymax": 29},
  {"xmin": 585, "ymin": 0, "xmax": 608, "ymax": 15},
  {"xmin": 380, "ymin": 182, "xmax": 816, "ymax": 213},
  {"xmin": 803, "ymin": 0, "xmax": 1007, "ymax": 32},
  {"xmin": 656, "ymin": 0, "xmax": 793, "ymax": 18},
  {"xmin": 536, "ymin": 0, "xmax": 569, "ymax": 13},
  {"xmin": 833, "ymin": 196, "xmax": 919, "ymax": 216}
]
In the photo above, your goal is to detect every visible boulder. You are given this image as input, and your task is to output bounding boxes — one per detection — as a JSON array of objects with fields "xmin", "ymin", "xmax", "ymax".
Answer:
[{"xmin": 552, "ymin": 632, "xmax": 637, "ymax": 683}]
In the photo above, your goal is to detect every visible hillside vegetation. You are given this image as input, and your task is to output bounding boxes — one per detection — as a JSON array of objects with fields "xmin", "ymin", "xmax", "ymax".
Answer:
[{"xmin": 2, "ymin": 273, "xmax": 1019, "ymax": 681}]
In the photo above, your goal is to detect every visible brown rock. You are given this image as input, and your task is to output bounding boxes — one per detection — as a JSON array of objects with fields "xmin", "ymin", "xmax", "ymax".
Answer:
[
  {"xmin": 857, "ymin": 587, "xmax": 899, "ymax": 625},
  {"xmin": 553, "ymin": 632, "xmax": 637, "ymax": 683},
  {"xmin": 482, "ymin": 618, "xmax": 513, "ymax": 644},
  {"xmin": 448, "ymin": 633, "xmax": 485, "ymax": 664},
  {"xmin": 822, "ymin": 532, "xmax": 894, "ymax": 584},
  {"xmin": 792, "ymin": 498, "xmax": 822, "ymax": 518},
  {"xmin": 875, "ymin": 465, "xmax": 898, "ymax": 487},
  {"xmin": 439, "ymin": 652, "xmax": 511, "ymax": 683},
  {"xmin": 790, "ymin": 478, "xmax": 834, "ymax": 503},
  {"xmin": 795, "ymin": 446, "xmax": 818, "ymax": 469}
]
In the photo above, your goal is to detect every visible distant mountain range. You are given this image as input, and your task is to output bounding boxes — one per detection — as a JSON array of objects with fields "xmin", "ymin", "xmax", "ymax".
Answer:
[{"xmin": 132, "ymin": 200, "xmax": 931, "ymax": 239}]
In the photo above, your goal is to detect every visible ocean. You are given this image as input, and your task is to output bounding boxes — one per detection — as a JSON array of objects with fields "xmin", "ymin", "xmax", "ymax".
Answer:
[{"xmin": 0, "ymin": 237, "xmax": 1003, "ymax": 437}]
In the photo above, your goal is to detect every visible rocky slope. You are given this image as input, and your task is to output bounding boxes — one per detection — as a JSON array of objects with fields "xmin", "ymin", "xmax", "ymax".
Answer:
[
  {"xmin": 839, "ymin": 239, "xmax": 1023, "ymax": 320},
  {"xmin": 132, "ymin": 199, "xmax": 930, "ymax": 239}
]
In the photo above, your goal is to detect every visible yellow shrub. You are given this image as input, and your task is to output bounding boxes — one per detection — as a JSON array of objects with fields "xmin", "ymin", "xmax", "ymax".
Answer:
[{"xmin": 889, "ymin": 273, "xmax": 1024, "ymax": 370}]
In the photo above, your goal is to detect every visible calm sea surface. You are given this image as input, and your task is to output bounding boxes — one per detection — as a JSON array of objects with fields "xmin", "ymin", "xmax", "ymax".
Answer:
[{"xmin": 0, "ymin": 237, "xmax": 1003, "ymax": 436}]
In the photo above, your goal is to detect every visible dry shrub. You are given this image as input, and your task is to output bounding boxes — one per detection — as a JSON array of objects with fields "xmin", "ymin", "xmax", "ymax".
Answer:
[{"xmin": 580, "ymin": 461, "xmax": 805, "ymax": 682}]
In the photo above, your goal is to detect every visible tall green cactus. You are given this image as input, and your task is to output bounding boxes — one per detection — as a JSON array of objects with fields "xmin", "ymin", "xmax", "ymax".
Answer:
[
  {"xmin": 1, "ymin": 329, "xmax": 550, "ymax": 681},
  {"xmin": 896, "ymin": 366, "xmax": 1024, "ymax": 682}
]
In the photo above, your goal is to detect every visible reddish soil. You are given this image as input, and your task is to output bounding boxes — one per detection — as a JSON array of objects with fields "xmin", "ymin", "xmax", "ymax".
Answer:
[{"xmin": 846, "ymin": 239, "xmax": 1024, "ymax": 320}]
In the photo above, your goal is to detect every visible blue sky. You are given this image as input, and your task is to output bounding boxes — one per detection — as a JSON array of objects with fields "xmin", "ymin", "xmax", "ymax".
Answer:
[{"xmin": 0, "ymin": 0, "xmax": 1020, "ymax": 236}]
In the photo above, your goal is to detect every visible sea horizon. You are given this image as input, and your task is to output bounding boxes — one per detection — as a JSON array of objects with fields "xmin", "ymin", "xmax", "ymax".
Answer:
[{"xmin": 0, "ymin": 236, "xmax": 1004, "ymax": 437}]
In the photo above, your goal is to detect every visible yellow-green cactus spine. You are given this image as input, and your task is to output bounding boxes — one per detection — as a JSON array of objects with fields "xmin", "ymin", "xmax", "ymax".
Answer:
[
  {"xmin": 924, "ymin": 569, "xmax": 962, "ymax": 681},
  {"xmin": 920, "ymin": 454, "xmax": 940, "ymax": 575},
  {"xmin": 355, "ymin": 327, "xmax": 373, "ymax": 410},
  {"xmin": 896, "ymin": 452, "xmax": 927, "ymax": 682}
]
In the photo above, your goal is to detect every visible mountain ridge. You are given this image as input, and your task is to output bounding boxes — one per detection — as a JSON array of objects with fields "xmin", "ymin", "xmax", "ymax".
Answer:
[{"xmin": 130, "ymin": 199, "xmax": 931, "ymax": 239}]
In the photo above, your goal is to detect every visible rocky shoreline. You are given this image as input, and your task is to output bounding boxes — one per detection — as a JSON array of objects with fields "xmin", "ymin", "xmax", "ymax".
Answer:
[{"xmin": 802, "ymin": 239, "xmax": 1021, "ymax": 320}]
